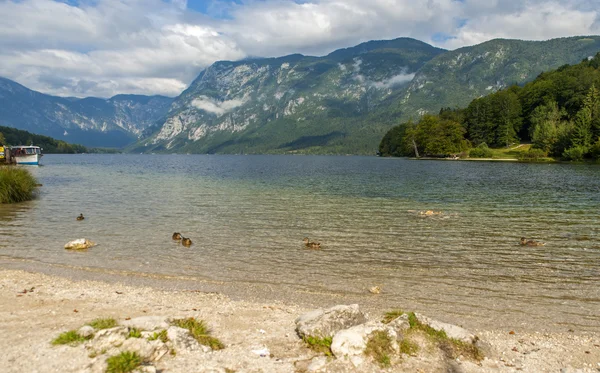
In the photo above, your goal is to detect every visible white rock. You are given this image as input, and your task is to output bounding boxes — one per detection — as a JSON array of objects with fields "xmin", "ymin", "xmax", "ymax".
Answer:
[
  {"xmin": 64, "ymin": 238, "xmax": 95, "ymax": 250},
  {"xmin": 331, "ymin": 321, "xmax": 397, "ymax": 358},
  {"xmin": 91, "ymin": 327, "xmax": 128, "ymax": 352},
  {"xmin": 251, "ymin": 347, "xmax": 270, "ymax": 357},
  {"xmin": 166, "ymin": 326, "xmax": 209, "ymax": 353},
  {"xmin": 78, "ymin": 325, "xmax": 95, "ymax": 338},
  {"xmin": 307, "ymin": 356, "xmax": 328, "ymax": 372},
  {"xmin": 121, "ymin": 316, "xmax": 169, "ymax": 331},
  {"xmin": 350, "ymin": 355, "xmax": 364, "ymax": 367},
  {"xmin": 120, "ymin": 338, "xmax": 168, "ymax": 362},
  {"xmin": 414, "ymin": 313, "xmax": 476, "ymax": 343},
  {"xmin": 296, "ymin": 304, "xmax": 367, "ymax": 339},
  {"xmin": 387, "ymin": 313, "xmax": 410, "ymax": 338}
]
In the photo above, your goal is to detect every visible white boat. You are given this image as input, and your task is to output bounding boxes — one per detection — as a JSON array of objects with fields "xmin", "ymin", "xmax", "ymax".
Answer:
[{"xmin": 11, "ymin": 145, "xmax": 43, "ymax": 165}]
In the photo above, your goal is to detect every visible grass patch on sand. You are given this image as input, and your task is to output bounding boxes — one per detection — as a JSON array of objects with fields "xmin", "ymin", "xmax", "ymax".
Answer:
[
  {"xmin": 127, "ymin": 328, "xmax": 142, "ymax": 339},
  {"xmin": 0, "ymin": 166, "xmax": 38, "ymax": 203},
  {"xmin": 105, "ymin": 351, "xmax": 142, "ymax": 373},
  {"xmin": 88, "ymin": 318, "xmax": 118, "ymax": 330},
  {"xmin": 148, "ymin": 330, "xmax": 169, "ymax": 343},
  {"xmin": 365, "ymin": 330, "xmax": 394, "ymax": 368},
  {"xmin": 303, "ymin": 335, "xmax": 333, "ymax": 356},
  {"xmin": 52, "ymin": 330, "xmax": 92, "ymax": 346},
  {"xmin": 382, "ymin": 309, "xmax": 405, "ymax": 324},
  {"xmin": 171, "ymin": 318, "xmax": 224, "ymax": 350},
  {"xmin": 399, "ymin": 338, "xmax": 419, "ymax": 355}
]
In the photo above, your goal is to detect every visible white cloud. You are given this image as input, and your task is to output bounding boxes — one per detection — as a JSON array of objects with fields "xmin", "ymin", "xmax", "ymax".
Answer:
[
  {"xmin": 371, "ymin": 73, "xmax": 416, "ymax": 89},
  {"xmin": 191, "ymin": 96, "xmax": 246, "ymax": 116},
  {"xmin": 0, "ymin": 0, "xmax": 597, "ymax": 97}
]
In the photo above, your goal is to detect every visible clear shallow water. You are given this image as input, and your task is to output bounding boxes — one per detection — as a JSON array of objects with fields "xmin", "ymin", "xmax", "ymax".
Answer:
[{"xmin": 1, "ymin": 154, "xmax": 599, "ymax": 331}]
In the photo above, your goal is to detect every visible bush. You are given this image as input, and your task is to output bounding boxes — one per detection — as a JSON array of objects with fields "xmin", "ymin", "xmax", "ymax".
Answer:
[
  {"xmin": 518, "ymin": 148, "xmax": 547, "ymax": 161},
  {"xmin": 562, "ymin": 146, "xmax": 586, "ymax": 161},
  {"xmin": 468, "ymin": 143, "xmax": 493, "ymax": 158},
  {"xmin": 0, "ymin": 166, "xmax": 37, "ymax": 203}
]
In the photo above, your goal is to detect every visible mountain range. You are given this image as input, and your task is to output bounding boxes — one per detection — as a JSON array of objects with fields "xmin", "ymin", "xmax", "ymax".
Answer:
[
  {"xmin": 0, "ymin": 77, "xmax": 173, "ymax": 148},
  {"xmin": 2, "ymin": 36, "xmax": 600, "ymax": 153}
]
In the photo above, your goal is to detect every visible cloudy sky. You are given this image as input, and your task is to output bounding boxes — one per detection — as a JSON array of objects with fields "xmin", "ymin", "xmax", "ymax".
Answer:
[{"xmin": 0, "ymin": 0, "xmax": 598, "ymax": 98}]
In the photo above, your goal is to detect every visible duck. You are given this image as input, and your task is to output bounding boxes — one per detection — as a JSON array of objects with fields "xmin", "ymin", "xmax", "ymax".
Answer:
[
  {"xmin": 76, "ymin": 214, "xmax": 85, "ymax": 221},
  {"xmin": 181, "ymin": 237, "xmax": 192, "ymax": 247},
  {"xmin": 172, "ymin": 232, "xmax": 182, "ymax": 240},
  {"xmin": 303, "ymin": 237, "xmax": 321, "ymax": 250},
  {"xmin": 520, "ymin": 237, "xmax": 545, "ymax": 246},
  {"xmin": 369, "ymin": 286, "xmax": 382, "ymax": 294}
]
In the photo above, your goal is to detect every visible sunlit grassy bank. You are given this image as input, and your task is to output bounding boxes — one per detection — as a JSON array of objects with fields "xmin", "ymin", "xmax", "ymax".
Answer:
[{"xmin": 0, "ymin": 166, "xmax": 37, "ymax": 203}]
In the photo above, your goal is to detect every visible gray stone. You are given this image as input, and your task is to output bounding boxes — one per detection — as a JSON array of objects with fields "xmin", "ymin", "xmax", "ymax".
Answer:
[
  {"xmin": 295, "ymin": 304, "xmax": 367, "ymax": 339},
  {"xmin": 414, "ymin": 313, "xmax": 476, "ymax": 343},
  {"xmin": 330, "ymin": 321, "xmax": 397, "ymax": 358},
  {"xmin": 78, "ymin": 325, "xmax": 95, "ymax": 338},
  {"xmin": 121, "ymin": 316, "xmax": 169, "ymax": 331},
  {"xmin": 120, "ymin": 338, "xmax": 168, "ymax": 362}
]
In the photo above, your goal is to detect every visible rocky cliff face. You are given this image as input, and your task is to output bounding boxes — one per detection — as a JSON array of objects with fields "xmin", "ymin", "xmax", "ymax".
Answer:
[
  {"xmin": 401, "ymin": 36, "xmax": 600, "ymax": 116},
  {"xmin": 0, "ymin": 78, "xmax": 173, "ymax": 147},
  {"xmin": 137, "ymin": 38, "xmax": 445, "ymax": 154},
  {"xmin": 140, "ymin": 36, "xmax": 600, "ymax": 154}
]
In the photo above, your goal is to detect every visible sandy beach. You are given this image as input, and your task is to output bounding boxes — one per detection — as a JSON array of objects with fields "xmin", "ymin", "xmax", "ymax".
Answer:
[{"xmin": 1, "ymin": 269, "xmax": 598, "ymax": 373}]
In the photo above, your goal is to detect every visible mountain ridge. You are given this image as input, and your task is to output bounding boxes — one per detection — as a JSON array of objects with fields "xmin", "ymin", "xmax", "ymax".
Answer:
[{"xmin": 0, "ymin": 77, "xmax": 174, "ymax": 148}]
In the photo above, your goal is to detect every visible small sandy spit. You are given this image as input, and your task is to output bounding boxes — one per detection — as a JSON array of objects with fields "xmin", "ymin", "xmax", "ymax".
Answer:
[{"xmin": 0, "ymin": 269, "xmax": 598, "ymax": 373}]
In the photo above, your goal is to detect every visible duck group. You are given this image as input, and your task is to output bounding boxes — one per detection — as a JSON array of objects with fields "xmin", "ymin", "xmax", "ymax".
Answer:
[
  {"xmin": 172, "ymin": 232, "xmax": 192, "ymax": 247},
  {"xmin": 303, "ymin": 237, "xmax": 321, "ymax": 250}
]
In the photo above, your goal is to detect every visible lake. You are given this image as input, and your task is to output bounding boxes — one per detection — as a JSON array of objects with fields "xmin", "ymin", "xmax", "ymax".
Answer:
[{"xmin": 1, "ymin": 154, "xmax": 599, "ymax": 332}]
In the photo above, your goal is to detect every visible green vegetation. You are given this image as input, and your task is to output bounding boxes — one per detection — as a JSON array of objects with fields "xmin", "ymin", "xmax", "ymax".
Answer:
[
  {"xmin": 105, "ymin": 351, "xmax": 142, "ymax": 373},
  {"xmin": 406, "ymin": 312, "xmax": 483, "ymax": 361},
  {"xmin": 364, "ymin": 330, "xmax": 394, "ymax": 367},
  {"xmin": 382, "ymin": 309, "xmax": 405, "ymax": 324},
  {"xmin": 380, "ymin": 53, "xmax": 600, "ymax": 161},
  {"xmin": 302, "ymin": 335, "xmax": 333, "ymax": 356},
  {"xmin": 127, "ymin": 328, "xmax": 142, "ymax": 339},
  {"xmin": 0, "ymin": 167, "xmax": 37, "ymax": 203},
  {"xmin": 399, "ymin": 338, "xmax": 419, "ymax": 355},
  {"xmin": 51, "ymin": 330, "xmax": 91, "ymax": 346},
  {"xmin": 0, "ymin": 125, "xmax": 87, "ymax": 153},
  {"xmin": 88, "ymin": 318, "xmax": 118, "ymax": 330},
  {"xmin": 171, "ymin": 318, "xmax": 224, "ymax": 350},
  {"xmin": 148, "ymin": 330, "xmax": 169, "ymax": 343}
]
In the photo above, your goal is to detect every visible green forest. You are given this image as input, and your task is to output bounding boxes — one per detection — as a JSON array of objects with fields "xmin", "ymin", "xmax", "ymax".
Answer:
[
  {"xmin": 379, "ymin": 53, "xmax": 600, "ymax": 161},
  {"xmin": 0, "ymin": 126, "xmax": 88, "ymax": 154}
]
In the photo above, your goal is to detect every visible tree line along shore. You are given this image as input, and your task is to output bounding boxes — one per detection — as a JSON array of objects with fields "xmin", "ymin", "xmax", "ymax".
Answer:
[{"xmin": 379, "ymin": 53, "xmax": 600, "ymax": 162}]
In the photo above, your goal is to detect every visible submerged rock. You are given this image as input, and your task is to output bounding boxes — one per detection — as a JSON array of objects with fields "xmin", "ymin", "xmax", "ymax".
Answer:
[
  {"xmin": 64, "ymin": 238, "xmax": 96, "ymax": 250},
  {"xmin": 295, "ymin": 304, "xmax": 367, "ymax": 339}
]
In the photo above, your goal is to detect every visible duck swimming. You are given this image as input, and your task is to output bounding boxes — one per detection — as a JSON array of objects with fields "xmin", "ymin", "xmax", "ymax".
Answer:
[
  {"xmin": 172, "ymin": 232, "xmax": 182, "ymax": 240},
  {"xmin": 181, "ymin": 237, "xmax": 192, "ymax": 247},
  {"xmin": 303, "ymin": 237, "xmax": 321, "ymax": 250},
  {"xmin": 76, "ymin": 214, "xmax": 85, "ymax": 221},
  {"xmin": 520, "ymin": 237, "xmax": 545, "ymax": 246}
]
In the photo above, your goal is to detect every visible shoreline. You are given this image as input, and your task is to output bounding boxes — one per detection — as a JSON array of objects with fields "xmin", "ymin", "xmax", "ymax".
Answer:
[{"xmin": 1, "ymin": 268, "xmax": 599, "ymax": 372}]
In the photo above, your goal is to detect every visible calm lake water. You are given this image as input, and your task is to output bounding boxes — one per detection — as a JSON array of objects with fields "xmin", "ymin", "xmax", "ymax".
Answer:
[{"xmin": 1, "ymin": 154, "xmax": 599, "ymax": 332}]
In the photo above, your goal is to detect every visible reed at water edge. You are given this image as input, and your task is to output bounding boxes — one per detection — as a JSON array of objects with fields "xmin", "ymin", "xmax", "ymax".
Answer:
[{"xmin": 0, "ymin": 166, "xmax": 38, "ymax": 203}]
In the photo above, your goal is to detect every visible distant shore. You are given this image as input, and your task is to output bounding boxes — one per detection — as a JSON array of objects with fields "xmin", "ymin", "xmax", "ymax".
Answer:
[{"xmin": 1, "ymin": 269, "xmax": 598, "ymax": 372}]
